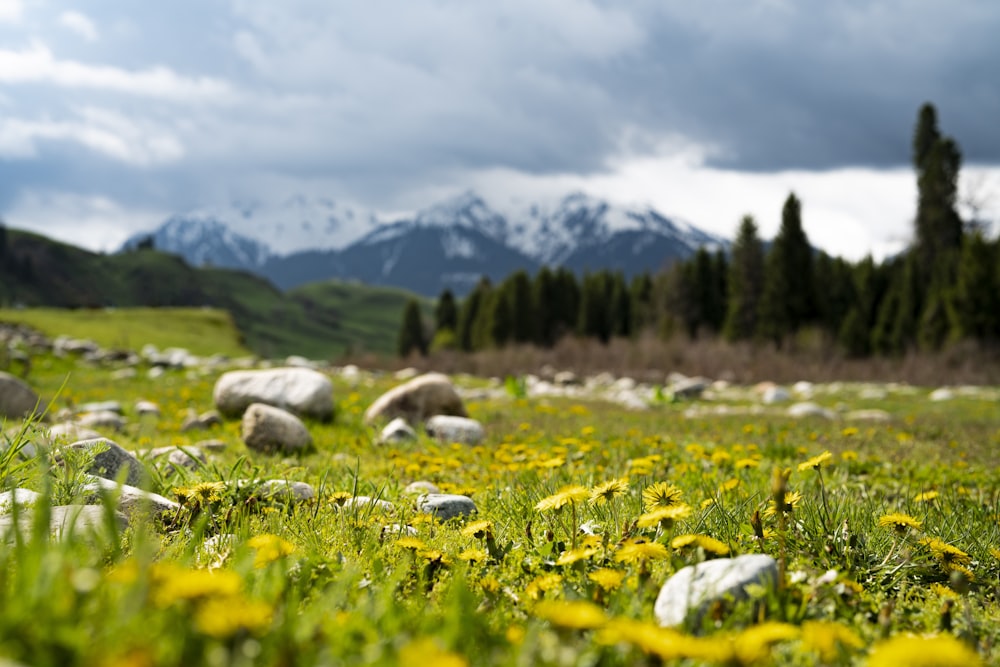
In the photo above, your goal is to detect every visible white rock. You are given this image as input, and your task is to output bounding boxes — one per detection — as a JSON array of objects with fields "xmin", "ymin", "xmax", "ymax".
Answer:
[
  {"xmin": 787, "ymin": 402, "xmax": 836, "ymax": 419},
  {"xmin": 404, "ymin": 481, "xmax": 441, "ymax": 495},
  {"xmin": 379, "ymin": 417, "xmax": 417, "ymax": 444},
  {"xmin": 0, "ymin": 505, "xmax": 127, "ymax": 541},
  {"xmin": 792, "ymin": 381, "xmax": 814, "ymax": 398},
  {"xmin": 425, "ymin": 415, "xmax": 484, "ymax": 445},
  {"xmin": 214, "ymin": 367, "xmax": 334, "ymax": 420},
  {"xmin": 134, "ymin": 400, "xmax": 161, "ymax": 416},
  {"xmin": 82, "ymin": 476, "xmax": 179, "ymax": 518},
  {"xmin": 930, "ymin": 388, "xmax": 954, "ymax": 402},
  {"xmin": 76, "ymin": 410, "xmax": 126, "ymax": 431},
  {"xmin": 845, "ymin": 409, "xmax": 891, "ymax": 422},
  {"xmin": 394, "ymin": 367, "xmax": 419, "ymax": 381},
  {"xmin": 0, "ymin": 488, "xmax": 41, "ymax": 513},
  {"xmin": 417, "ymin": 494, "xmax": 477, "ymax": 520},
  {"xmin": 671, "ymin": 377, "xmax": 709, "ymax": 399},
  {"xmin": 46, "ymin": 422, "xmax": 103, "ymax": 444},
  {"xmin": 77, "ymin": 400, "xmax": 123, "ymax": 414},
  {"xmin": 285, "ymin": 355, "xmax": 318, "ymax": 369},
  {"xmin": 654, "ymin": 554, "xmax": 778, "ymax": 627},
  {"xmin": 241, "ymin": 403, "xmax": 313, "ymax": 454},
  {"xmin": 364, "ymin": 373, "xmax": 466, "ymax": 425},
  {"xmin": 339, "ymin": 496, "xmax": 394, "ymax": 512},
  {"xmin": 858, "ymin": 387, "xmax": 888, "ymax": 400},
  {"xmin": 256, "ymin": 479, "xmax": 316, "ymax": 502},
  {"xmin": 761, "ymin": 386, "xmax": 791, "ymax": 404}
]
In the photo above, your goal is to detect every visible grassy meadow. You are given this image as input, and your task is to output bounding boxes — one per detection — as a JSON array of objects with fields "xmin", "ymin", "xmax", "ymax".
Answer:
[{"xmin": 1, "ymin": 313, "xmax": 1000, "ymax": 666}]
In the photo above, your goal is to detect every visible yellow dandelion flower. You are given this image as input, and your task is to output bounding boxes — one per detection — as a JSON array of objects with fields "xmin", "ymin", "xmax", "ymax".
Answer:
[
  {"xmin": 719, "ymin": 477, "xmax": 741, "ymax": 492},
  {"xmin": 478, "ymin": 576, "xmax": 501, "ymax": 594},
  {"xmin": 396, "ymin": 536, "xmax": 428, "ymax": 551},
  {"xmin": 801, "ymin": 621, "xmax": 863, "ymax": 662},
  {"xmin": 914, "ymin": 490, "xmax": 939, "ymax": 503},
  {"xmin": 247, "ymin": 534, "xmax": 295, "ymax": 568},
  {"xmin": 533, "ymin": 599, "xmax": 607, "ymax": 630},
  {"xmin": 867, "ymin": 633, "xmax": 983, "ymax": 667},
  {"xmin": 878, "ymin": 513, "xmax": 922, "ymax": 533},
  {"xmin": 669, "ymin": 534, "xmax": 730, "ymax": 556},
  {"xmin": 710, "ymin": 451, "xmax": 732, "ymax": 466},
  {"xmin": 457, "ymin": 548, "xmax": 488, "ymax": 563},
  {"xmin": 764, "ymin": 490, "xmax": 802, "ymax": 517},
  {"xmin": 190, "ymin": 481, "xmax": 225, "ymax": 504},
  {"xmin": 525, "ymin": 573, "xmax": 563, "ymax": 600},
  {"xmin": 194, "ymin": 596, "xmax": 272, "ymax": 638},
  {"xmin": 460, "ymin": 520, "xmax": 492, "ymax": 538},
  {"xmin": 151, "ymin": 565, "xmax": 243, "ymax": 607},
  {"xmin": 732, "ymin": 622, "xmax": 800, "ymax": 665},
  {"xmin": 948, "ymin": 563, "xmax": 975, "ymax": 582},
  {"xmin": 637, "ymin": 503, "xmax": 692, "ymax": 528},
  {"xmin": 589, "ymin": 478, "xmax": 629, "ymax": 505},
  {"xmin": 173, "ymin": 487, "xmax": 193, "ymax": 505},
  {"xmin": 328, "ymin": 491, "xmax": 352, "ymax": 506},
  {"xmin": 399, "ymin": 638, "xmax": 468, "ymax": 667},
  {"xmin": 919, "ymin": 538, "xmax": 971, "ymax": 567},
  {"xmin": 642, "ymin": 482, "xmax": 684, "ymax": 510},
  {"xmin": 735, "ymin": 458, "xmax": 760, "ymax": 470},
  {"xmin": 416, "ymin": 549, "xmax": 450, "ymax": 565},
  {"xmin": 535, "ymin": 485, "xmax": 590, "ymax": 512},
  {"xmin": 841, "ymin": 427, "xmax": 859, "ymax": 437},
  {"xmin": 587, "ymin": 568, "xmax": 625, "ymax": 591},
  {"xmin": 990, "ymin": 547, "xmax": 1000, "ymax": 561},
  {"xmin": 930, "ymin": 582, "xmax": 961, "ymax": 599},
  {"xmin": 797, "ymin": 451, "xmax": 832, "ymax": 472},
  {"xmin": 615, "ymin": 539, "xmax": 669, "ymax": 564},
  {"xmin": 556, "ymin": 544, "xmax": 599, "ymax": 566}
]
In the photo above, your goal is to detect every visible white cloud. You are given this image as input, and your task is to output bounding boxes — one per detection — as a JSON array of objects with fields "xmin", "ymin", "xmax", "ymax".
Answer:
[
  {"xmin": 0, "ymin": 42, "xmax": 233, "ymax": 101},
  {"xmin": 0, "ymin": 0, "xmax": 21, "ymax": 23},
  {"xmin": 0, "ymin": 107, "xmax": 184, "ymax": 165},
  {"xmin": 59, "ymin": 11, "xmax": 99, "ymax": 42},
  {"xmin": 4, "ymin": 191, "xmax": 165, "ymax": 252}
]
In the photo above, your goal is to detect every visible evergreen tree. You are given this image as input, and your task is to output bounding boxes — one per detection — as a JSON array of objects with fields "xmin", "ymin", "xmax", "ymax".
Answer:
[
  {"xmin": 664, "ymin": 260, "xmax": 701, "ymax": 339},
  {"xmin": 757, "ymin": 193, "xmax": 815, "ymax": 343},
  {"xmin": 912, "ymin": 102, "xmax": 940, "ymax": 171},
  {"xmin": 949, "ymin": 231, "xmax": 1000, "ymax": 341},
  {"xmin": 915, "ymin": 135, "xmax": 963, "ymax": 279},
  {"xmin": 723, "ymin": 215, "xmax": 765, "ymax": 341},
  {"xmin": 434, "ymin": 289, "xmax": 458, "ymax": 333},
  {"xmin": 533, "ymin": 267, "xmax": 559, "ymax": 347},
  {"xmin": 456, "ymin": 278, "xmax": 490, "ymax": 351},
  {"xmin": 553, "ymin": 268, "xmax": 581, "ymax": 339},
  {"xmin": 397, "ymin": 299, "xmax": 427, "ymax": 357},
  {"xmin": 710, "ymin": 249, "xmax": 729, "ymax": 333},
  {"xmin": 629, "ymin": 273, "xmax": 654, "ymax": 335},
  {"xmin": 507, "ymin": 270, "xmax": 535, "ymax": 344},
  {"xmin": 578, "ymin": 272, "xmax": 612, "ymax": 343},
  {"xmin": 838, "ymin": 306, "xmax": 870, "ymax": 358},
  {"xmin": 0, "ymin": 220, "xmax": 7, "ymax": 261},
  {"xmin": 608, "ymin": 272, "xmax": 631, "ymax": 338},
  {"xmin": 489, "ymin": 288, "xmax": 512, "ymax": 347}
]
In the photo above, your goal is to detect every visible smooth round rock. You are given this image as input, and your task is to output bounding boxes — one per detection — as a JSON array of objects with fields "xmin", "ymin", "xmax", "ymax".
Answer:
[
  {"xmin": 416, "ymin": 493, "xmax": 477, "ymax": 520},
  {"xmin": 364, "ymin": 373, "xmax": 466, "ymax": 425},
  {"xmin": 241, "ymin": 403, "xmax": 313, "ymax": 454},
  {"xmin": 654, "ymin": 554, "xmax": 778, "ymax": 627},
  {"xmin": 214, "ymin": 367, "xmax": 334, "ymax": 420},
  {"xmin": 425, "ymin": 415, "xmax": 484, "ymax": 445}
]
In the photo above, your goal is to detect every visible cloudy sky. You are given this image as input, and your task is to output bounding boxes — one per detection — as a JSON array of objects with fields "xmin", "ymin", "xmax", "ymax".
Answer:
[{"xmin": 0, "ymin": 0, "xmax": 998, "ymax": 259}]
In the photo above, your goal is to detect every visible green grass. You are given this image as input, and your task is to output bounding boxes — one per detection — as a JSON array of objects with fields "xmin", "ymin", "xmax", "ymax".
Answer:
[
  {"xmin": 1, "ymin": 350, "xmax": 999, "ymax": 666},
  {"xmin": 0, "ymin": 307, "xmax": 250, "ymax": 358}
]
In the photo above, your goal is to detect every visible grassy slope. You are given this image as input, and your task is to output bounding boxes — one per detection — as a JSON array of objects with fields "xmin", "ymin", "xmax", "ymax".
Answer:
[
  {"xmin": 0, "ymin": 228, "xmax": 427, "ymax": 360},
  {"xmin": 0, "ymin": 307, "xmax": 250, "ymax": 358}
]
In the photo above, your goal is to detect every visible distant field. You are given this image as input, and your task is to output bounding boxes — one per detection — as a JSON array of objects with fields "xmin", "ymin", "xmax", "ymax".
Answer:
[{"xmin": 0, "ymin": 307, "xmax": 251, "ymax": 358}]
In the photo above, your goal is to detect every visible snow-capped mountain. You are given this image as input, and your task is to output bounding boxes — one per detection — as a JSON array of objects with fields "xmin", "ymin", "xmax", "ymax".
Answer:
[
  {"xmin": 121, "ymin": 215, "xmax": 273, "ymax": 270},
  {"xmin": 124, "ymin": 191, "xmax": 729, "ymax": 295}
]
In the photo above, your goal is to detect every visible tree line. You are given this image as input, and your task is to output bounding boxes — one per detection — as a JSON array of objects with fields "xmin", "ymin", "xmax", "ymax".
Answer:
[{"xmin": 398, "ymin": 103, "xmax": 999, "ymax": 358}]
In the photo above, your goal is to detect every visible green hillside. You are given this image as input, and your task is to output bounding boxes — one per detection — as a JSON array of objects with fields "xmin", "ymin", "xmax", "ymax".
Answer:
[{"xmin": 0, "ymin": 228, "xmax": 426, "ymax": 359}]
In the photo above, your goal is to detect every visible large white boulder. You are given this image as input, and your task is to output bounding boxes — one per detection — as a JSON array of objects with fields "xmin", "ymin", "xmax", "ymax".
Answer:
[
  {"xmin": 241, "ymin": 403, "xmax": 313, "ymax": 454},
  {"xmin": 654, "ymin": 554, "xmax": 778, "ymax": 627},
  {"xmin": 364, "ymin": 373, "xmax": 466, "ymax": 425},
  {"xmin": 213, "ymin": 367, "xmax": 333, "ymax": 420}
]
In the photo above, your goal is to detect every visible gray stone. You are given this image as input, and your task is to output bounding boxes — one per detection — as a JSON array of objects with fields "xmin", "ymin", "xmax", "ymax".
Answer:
[
  {"xmin": 241, "ymin": 403, "xmax": 312, "ymax": 454},
  {"xmin": 761, "ymin": 386, "xmax": 791, "ymax": 404},
  {"xmin": 394, "ymin": 367, "xmax": 419, "ymax": 380},
  {"xmin": 553, "ymin": 371, "xmax": 579, "ymax": 386},
  {"xmin": 134, "ymin": 400, "xmax": 161, "ymax": 416},
  {"xmin": 285, "ymin": 355, "xmax": 318, "ymax": 369},
  {"xmin": 404, "ymin": 480, "xmax": 440, "ymax": 495},
  {"xmin": 77, "ymin": 400, "xmax": 123, "ymax": 414},
  {"xmin": 425, "ymin": 415, "xmax": 484, "ymax": 445},
  {"xmin": 417, "ymin": 493, "xmax": 477, "ymax": 520},
  {"xmin": 930, "ymin": 388, "xmax": 954, "ymax": 402},
  {"xmin": 364, "ymin": 373, "xmax": 466, "ymax": 425},
  {"xmin": 379, "ymin": 417, "xmax": 417, "ymax": 444},
  {"xmin": 82, "ymin": 476, "xmax": 180, "ymax": 518},
  {"xmin": 214, "ymin": 367, "xmax": 334, "ymax": 420},
  {"xmin": 654, "ymin": 554, "xmax": 778, "ymax": 627},
  {"xmin": 68, "ymin": 438, "xmax": 147, "ymax": 487},
  {"xmin": 787, "ymin": 402, "xmax": 837, "ymax": 419},
  {"xmin": 144, "ymin": 446, "xmax": 207, "ymax": 473},
  {"xmin": 845, "ymin": 409, "xmax": 891, "ymax": 423},
  {"xmin": 111, "ymin": 368, "xmax": 137, "ymax": 381},
  {"xmin": 671, "ymin": 377, "xmax": 710, "ymax": 399},
  {"xmin": 181, "ymin": 409, "xmax": 223, "ymax": 432},
  {"xmin": 0, "ymin": 504, "xmax": 128, "ymax": 541},
  {"xmin": 46, "ymin": 422, "xmax": 103, "ymax": 444},
  {"xmin": 0, "ymin": 371, "xmax": 44, "ymax": 419},
  {"xmin": 255, "ymin": 479, "xmax": 316, "ymax": 503},
  {"xmin": 76, "ymin": 410, "xmax": 126, "ymax": 431},
  {"xmin": 194, "ymin": 439, "xmax": 228, "ymax": 452},
  {"xmin": 339, "ymin": 496, "xmax": 394, "ymax": 512},
  {"xmin": 0, "ymin": 488, "xmax": 41, "ymax": 512}
]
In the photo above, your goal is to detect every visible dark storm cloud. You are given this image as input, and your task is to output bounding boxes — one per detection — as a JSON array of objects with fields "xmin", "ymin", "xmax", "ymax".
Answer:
[{"xmin": 0, "ymin": 0, "xmax": 997, "ymax": 223}]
